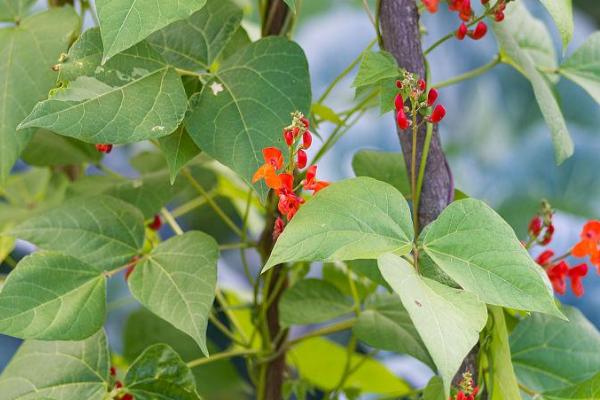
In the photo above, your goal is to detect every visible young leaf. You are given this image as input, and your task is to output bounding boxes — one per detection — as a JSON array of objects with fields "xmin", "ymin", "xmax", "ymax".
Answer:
[
  {"xmin": 0, "ymin": 252, "xmax": 106, "ymax": 340},
  {"xmin": 538, "ymin": 0, "xmax": 573, "ymax": 52},
  {"xmin": 0, "ymin": 0, "xmax": 35, "ymax": 22},
  {"xmin": 0, "ymin": 7, "xmax": 80, "ymax": 183},
  {"xmin": 11, "ymin": 195, "xmax": 145, "ymax": 269},
  {"xmin": 128, "ymin": 231, "xmax": 218, "ymax": 356},
  {"xmin": 148, "ymin": 0, "xmax": 243, "ymax": 70},
  {"xmin": 18, "ymin": 28, "xmax": 188, "ymax": 145},
  {"xmin": 541, "ymin": 372, "xmax": 600, "ymax": 400},
  {"xmin": 0, "ymin": 330, "xmax": 110, "ymax": 399},
  {"xmin": 95, "ymin": 0, "xmax": 207, "ymax": 62},
  {"xmin": 378, "ymin": 253, "xmax": 488, "ymax": 395},
  {"xmin": 352, "ymin": 149, "xmax": 410, "ymax": 195},
  {"xmin": 353, "ymin": 293, "xmax": 434, "ymax": 368},
  {"xmin": 264, "ymin": 177, "xmax": 414, "ymax": 272},
  {"xmin": 352, "ymin": 51, "xmax": 399, "ymax": 89},
  {"xmin": 493, "ymin": 2, "xmax": 573, "ymax": 164},
  {"xmin": 560, "ymin": 32, "xmax": 600, "ymax": 104},
  {"xmin": 124, "ymin": 344, "xmax": 200, "ymax": 400},
  {"xmin": 185, "ymin": 36, "xmax": 311, "ymax": 200},
  {"xmin": 419, "ymin": 198, "xmax": 563, "ymax": 317},
  {"xmin": 158, "ymin": 125, "xmax": 201, "ymax": 184},
  {"xmin": 510, "ymin": 305, "xmax": 600, "ymax": 392},
  {"xmin": 279, "ymin": 279, "xmax": 353, "ymax": 327}
]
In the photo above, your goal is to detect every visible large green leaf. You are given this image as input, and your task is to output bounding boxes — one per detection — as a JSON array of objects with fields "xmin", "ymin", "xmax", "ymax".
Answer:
[
  {"xmin": 352, "ymin": 149, "xmax": 409, "ymax": 195},
  {"xmin": 541, "ymin": 373, "xmax": 600, "ymax": 400},
  {"xmin": 0, "ymin": 0, "xmax": 35, "ymax": 22},
  {"xmin": 124, "ymin": 344, "xmax": 200, "ymax": 400},
  {"xmin": 147, "ymin": 0, "xmax": 242, "ymax": 70},
  {"xmin": 264, "ymin": 177, "xmax": 413, "ymax": 271},
  {"xmin": 0, "ymin": 252, "xmax": 105, "ymax": 340},
  {"xmin": 158, "ymin": 125, "xmax": 201, "ymax": 184},
  {"xmin": 493, "ymin": 3, "xmax": 573, "ymax": 164},
  {"xmin": 18, "ymin": 28, "xmax": 188, "ymax": 145},
  {"xmin": 95, "ymin": 0, "xmax": 207, "ymax": 62},
  {"xmin": 352, "ymin": 51, "xmax": 399, "ymax": 89},
  {"xmin": 279, "ymin": 279, "xmax": 353, "ymax": 327},
  {"xmin": 0, "ymin": 330, "xmax": 109, "ymax": 399},
  {"xmin": 288, "ymin": 337, "xmax": 410, "ymax": 395},
  {"xmin": 560, "ymin": 32, "xmax": 600, "ymax": 104},
  {"xmin": 353, "ymin": 293, "xmax": 433, "ymax": 367},
  {"xmin": 510, "ymin": 306, "xmax": 600, "ymax": 392},
  {"xmin": 486, "ymin": 306, "xmax": 521, "ymax": 400},
  {"xmin": 538, "ymin": 0, "xmax": 573, "ymax": 52},
  {"xmin": 420, "ymin": 198, "xmax": 562, "ymax": 317},
  {"xmin": 378, "ymin": 253, "xmax": 487, "ymax": 395},
  {"xmin": 0, "ymin": 7, "xmax": 79, "ymax": 183},
  {"xmin": 185, "ymin": 36, "xmax": 311, "ymax": 199},
  {"xmin": 129, "ymin": 231, "xmax": 218, "ymax": 356},
  {"xmin": 11, "ymin": 195, "xmax": 145, "ymax": 269}
]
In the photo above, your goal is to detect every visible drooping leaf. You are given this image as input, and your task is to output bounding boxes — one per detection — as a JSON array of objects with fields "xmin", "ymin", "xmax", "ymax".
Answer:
[
  {"xmin": 0, "ymin": 7, "xmax": 79, "ymax": 183},
  {"xmin": 159, "ymin": 125, "xmax": 201, "ymax": 184},
  {"xmin": 147, "ymin": 0, "xmax": 242, "ymax": 70},
  {"xmin": 538, "ymin": 0, "xmax": 573, "ymax": 52},
  {"xmin": 124, "ymin": 344, "xmax": 200, "ymax": 400},
  {"xmin": 128, "ymin": 231, "xmax": 218, "ymax": 356},
  {"xmin": 0, "ymin": 252, "xmax": 106, "ymax": 340},
  {"xmin": 95, "ymin": 0, "xmax": 208, "ymax": 62},
  {"xmin": 311, "ymin": 103, "xmax": 344, "ymax": 125},
  {"xmin": 0, "ymin": 0, "xmax": 35, "ymax": 22},
  {"xmin": 378, "ymin": 253, "xmax": 487, "ymax": 395},
  {"xmin": 18, "ymin": 28, "xmax": 188, "ymax": 145},
  {"xmin": 560, "ymin": 32, "xmax": 600, "ymax": 104},
  {"xmin": 11, "ymin": 195, "xmax": 145, "ymax": 269},
  {"xmin": 21, "ymin": 131, "xmax": 101, "ymax": 167},
  {"xmin": 185, "ymin": 36, "xmax": 311, "ymax": 199},
  {"xmin": 354, "ymin": 293, "xmax": 433, "ymax": 367},
  {"xmin": 541, "ymin": 372, "xmax": 600, "ymax": 400},
  {"xmin": 510, "ymin": 306, "xmax": 600, "ymax": 392},
  {"xmin": 264, "ymin": 177, "xmax": 414, "ymax": 271},
  {"xmin": 352, "ymin": 51, "xmax": 399, "ymax": 89},
  {"xmin": 352, "ymin": 149, "xmax": 409, "ymax": 195},
  {"xmin": 493, "ymin": 2, "xmax": 573, "ymax": 164},
  {"xmin": 0, "ymin": 330, "xmax": 110, "ymax": 399},
  {"xmin": 279, "ymin": 279, "xmax": 353, "ymax": 327},
  {"xmin": 420, "ymin": 198, "xmax": 562, "ymax": 317},
  {"xmin": 288, "ymin": 337, "xmax": 411, "ymax": 395}
]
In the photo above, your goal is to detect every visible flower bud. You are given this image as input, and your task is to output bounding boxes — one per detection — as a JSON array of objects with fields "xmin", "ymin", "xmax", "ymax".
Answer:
[
  {"xmin": 95, "ymin": 144, "xmax": 113, "ymax": 153},
  {"xmin": 394, "ymin": 93, "xmax": 404, "ymax": 111},
  {"xmin": 456, "ymin": 22, "xmax": 468, "ymax": 40},
  {"xmin": 302, "ymin": 131, "xmax": 312, "ymax": 149},
  {"xmin": 396, "ymin": 109, "xmax": 410, "ymax": 130},
  {"xmin": 417, "ymin": 79, "xmax": 426, "ymax": 91},
  {"xmin": 428, "ymin": 104, "xmax": 446, "ymax": 123},
  {"xmin": 148, "ymin": 215, "xmax": 162, "ymax": 231},
  {"xmin": 284, "ymin": 129, "xmax": 294, "ymax": 146},
  {"xmin": 528, "ymin": 216, "xmax": 543, "ymax": 236},
  {"xmin": 297, "ymin": 149, "xmax": 307, "ymax": 169},
  {"xmin": 427, "ymin": 88, "xmax": 438, "ymax": 106},
  {"xmin": 469, "ymin": 22, "xmax": 488, "ymax": 40}
]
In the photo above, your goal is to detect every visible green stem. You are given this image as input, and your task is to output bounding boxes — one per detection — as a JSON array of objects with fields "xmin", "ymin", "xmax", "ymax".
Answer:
[
  {"xmin": 330, "ymin": 335, "xmax": 357, "ymax": 397},
  {"xmin": 432, "ymin": 54, "xmax": 501, "ymax": 88},
  {"xmin": 361, "ymin": 0, "xmax": 376, "ymax": 29},
  {"xmin": 410, "ymin": 106, "xmax": 419, "ymax": 235},
  {"xmin": 219, "ymin": 242, "xmax": 255, "ymax": 251},
  {"xmin": 414, "ymin": 122, "xmax": 434, "ymax": 216},
  {"xmin": 518, "ymin": 383, "xmax": 538, "ymax": 397},
  {"xmin": 209, "ymin": 313, "xmax": 248, "ymax": 347},
  {"xmin": 347, "ymin": 271, "xmax": 361, "ymax": 317},
  {"xmin": 286, "ymin": 319, "xmax": 356, "ymax": 348},
  {"xmin": 187, "ymin": 348, "xmax": 258, "ymax": 369},
  {"xmin": 424, "ymin": 14, "xmax": 487, "ymax": 55},
  {"xmin": 240, "ymin": 190, "xmax": 255, "ymax": 285},
  {"xmin": 215, "ymin": 289, "xmax": 250, "ymax": 345},
  {"xmin": 160, "ymin": 207, "xmax": 184, "ymax": 235},
  {"xmin": 170, "ymin": 195, "xmax": 214, "ymax": 218}
]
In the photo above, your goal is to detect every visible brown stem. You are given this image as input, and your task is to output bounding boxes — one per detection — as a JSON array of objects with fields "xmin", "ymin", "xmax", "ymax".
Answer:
[{"xmin": 48, "ymin": 0, "xmax": 74, "ymax": 6}]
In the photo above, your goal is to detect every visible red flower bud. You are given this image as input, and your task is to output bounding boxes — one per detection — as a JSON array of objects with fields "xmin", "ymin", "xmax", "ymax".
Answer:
[
  {"xmin": 418, "ymin": 79, "xmax": 426, "ymax": 91},
  {"xmin": 536, "ymin": 249, "xmax": 554, "ymax": 266},
  {"xmin": 469, "ymin": 22, "xmax": 488, "ymax": 40},
  {"xmin": 427, "ymin": 88, "xmax": 438, "ymax": 106},
  {"xmin": 302, "ymin": 131, "xmax": 312, "ymax": 149},
  {"xmin": 297, "ymin": 149, "xmax": 307, "ymax": 169},
  {"xmin": 494, "ymin": 10, "xmax": 505, "ymax": 21},
  {"xmin": 115, "ymin": 381, "xmax": 123, "ymax": 389},
  {"xmin": 95, "ymin": 143, "xmax": 113, "ymax": 153},
  {"xmin": 284, "ymin": 129, "xmax": 294, "ymax": 146},
  {"xmin": 456, "ymin": 22, "xmax": 468, "ymax": 40},
  {"xmin": 110, "ymin": 366, "xmax": 117, "ymax": 376},
  {"xmin": 428, "ymin": 104, "xmax": 446, "ymax": 123},
  {"xmin": 396, "ymin": 80, "xmax": 403, "ymax": 88},
  {"xmin": 541, "ymin": 223, "xmax": 555, "ymax": 245},
  {"xmin": 528, "ymin": 216, "xmax": 543, "ymax": 236},
  {"xmin": 301, "ymin": 116, "xmax": 310, "ymax": 128},
  {"xmin": 121, "ymin": 395, "xmax": 134, "ymax": 400},
  {"xmin": 394, "ymin": 93, "xmax": 404, "ymax": 111},
  {"xmin": 292, "ymin": 126, "xmax": 300, "ymax": 138},
  {"xmin": 148, "ymin": 215, "xmax": 161, "ymax": 231},
  {"xmin": 396, "ymin": 109, "xmax": 410, "ymax": 130},
  {"xmin": 273, "ymin": 217, "xmax": 285, "ymax": 241}
]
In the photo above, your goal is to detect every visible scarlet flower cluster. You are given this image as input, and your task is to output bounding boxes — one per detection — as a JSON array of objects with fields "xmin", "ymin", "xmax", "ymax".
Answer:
[
  {"xmin": 253, "ymin": 112, "xmax": 329, "ymax": 240},
  {"xmin": 394, "ymin": 75, "xmax": 445, "ymax": 130},
  {"xmin": 110, "ymin": 366, "xmax": 134, "ymax": 400},
  {"xmin": 450, "ymin": 371, "xmax": 479, "ymax": 400}
]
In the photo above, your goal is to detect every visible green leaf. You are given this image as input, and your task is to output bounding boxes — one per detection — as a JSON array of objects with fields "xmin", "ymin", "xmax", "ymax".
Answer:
[
  {"xmin": 0, "ymin": 330, "xmax": 109, "ymax": 399},
  {"xmin": 0, "ymin": 252, "xmax": 106, "ymax": 340},
  {"xmin": 147, "ymin": 0, "xmax": 242, "ymax": 70},
  {"xmin": 420, "ymin": 198, "xmax": 562, "ymax": 317},
  {"xmin": 539, "ymin": 0, "xmax": 573, "ymax": 52},
  {"xmin": 0, "ymin": 7, "xmax": 80, "ymax": 183},
  {"xmin": 493, "ymin": 3, "xmax": 573, "ymax": 164},
  {"xmin": 11, "ymin": 195, "xmax": 145, "ymax": 269},
  {"xmin": 560, "ymin": 32, "xmax": 600, "ymax": 104},
  {"xmin": 129, "ymin": 231, "xmax": 218, "ymax": 356},
  {"xmin": 21, "ymin": 131, "xmax": 101, "ymax": 166},
  {"xmin": 288, "ymin": 337, "xmax": 411, "ymax": 395},
  {"xmin": 279, "ymin": 279, "xmax": 353, "ymax": 327},
  {"xmin": 283, "ymin": 0, "xmax": 296, "ymax": 13},
  {"xmin": 352, "ymin": 51, "xmax": 399, "ymax": 89},
  {"xmin": 486, "ymin": 306, "xmax": 521, "ymax": 400},
  {"xmin": 185, "ymin": 36, "xmax": 311, "ymax": 199},
  {"xmin": 18, "ymin": 28, "xmax": 188, "ymax": 145},
  {"xmin": 96, "ymin": 0, "xmax": 208, "ymax": 63},
  {"xmin": 423, "ymin": 376, "xmax": 445, "ymax": 400},
  {"xmin": 264, "ymin": 177, "xmax": 414, "ymax": 271},
  {"xmin": 541, "ymin": 372, "xmax": 600, "ymax": 400},
  {"xmin": 352, "ymin": 150, "xmax": 409, "ymax": 195},
  {"xmin": 354, "ymin": 293, "xmax": 434, "ymax": 367},
  {"xmin": 378, "ymin": 253, "xmax": 487, "ymax": 395},
  {"xmin": 322, "ymin": 261, "xmax": 378, "ymax": 300},
  {"xmin": 510, "ymin": 305, "xmax": 600, "ymax": 392},
  {"xmin": 0, "ymin": 0, "xmax": 35, "ymax": 22},
  {"xmin": 158, "ymin": 125, "xmax": 201, "ymax": 184},
  {"xmin": 124, "ymin": 344, "xmax": 200, "ymax": 400},
  {"xmin": 312, "ymin": 102, "xmax": 344, "ymax": 125}
]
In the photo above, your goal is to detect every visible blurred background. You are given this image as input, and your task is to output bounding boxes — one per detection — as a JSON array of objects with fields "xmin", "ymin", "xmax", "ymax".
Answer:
[{"xmin": 1, "ymin": 0, "xmax": 599, "ymax": 397}]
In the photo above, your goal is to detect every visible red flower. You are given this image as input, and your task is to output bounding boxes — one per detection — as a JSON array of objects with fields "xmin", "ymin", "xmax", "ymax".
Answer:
[
  {"xmin": 417, "ymin": 79, "xmax": 427, "ymax": 91},
  {"xmin": 456, "ymin": 22, "xmax": 468, "ymax": 40},
  {"xmin": 536, "ymin": 249, "xmax": 554, "ymax": 266},
  {"xmin": 572, "ymin": 221, "xmax": 600, "ymax": 270},
  {"xmin": 427, "ymin": 88, "xmax": 438, "ymax": 106},
  {"xmin": 568, "ymin": 263, "xmax": 588, "ymax": 297},
  {"xmin": 252, "ymin": 147, "xmax": 284, "ymax": 189},
  {"xmin": 148, "ymin": 214, "xmax": 161, "ymax": 231},
  {"xmin": 284, "ymin": 129, "xmax": 294, "ymax": 146},
  {"xmin": 428, "ymin": 104, "xmax": 446, "ymax": 123},
  {"xmin": 540, "ymin": 223, "xmax": 555, "ymax": 245},
  {"xmin": 273, "ymin": 217, "xmax": 285, "ymax": 241},
  {"xmin": 297, "ymin": 149, "xmax": 307, "ymax": 169},
  {"xmin": 278, "ymin": 192, "xmax": 303, "ymax": 220},
  {"xmin": 394, "ymin": 94, "xmax": 404, "ymax": 111},
  {"xmin": 422, "ymin": 0, "xmax": 440, "ymax": 13},
  {"xmin": 469, "ymin": 22, "xmax": 488, "ymax": 40},
  {"xmin": 303, "ymin": 165, "xmax": 329, "ymax": 194},
  {"xmin": 528, "ymin": 216, "xmax": 543, "ymax": 237},
  {"xmin": 495, "ymin": 10, "xmax": 505, "ymax": 21},
  {"xmin": 396, "ymin": 109, "xmax": 410, "ymax": 129},
  {"xmin": 302, "ymin": 131, "xmax": 312, "ymax": 149},
  {"xmin": 547, "ymin": 261, "xmax": 569, "ymax": 295},
  {"xmin": 96, "ymin": 143, "xmax": 113, "ymax": 153}
]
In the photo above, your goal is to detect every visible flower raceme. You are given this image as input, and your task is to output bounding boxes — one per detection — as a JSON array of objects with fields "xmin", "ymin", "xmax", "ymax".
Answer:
[{"xmin": 393, "ymin": 74, "xmax": 446, "ymax": 129}]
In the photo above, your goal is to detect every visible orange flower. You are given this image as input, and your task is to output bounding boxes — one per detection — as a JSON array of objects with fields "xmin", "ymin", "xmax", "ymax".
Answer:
[
  {"xmin": 252, "ymin": 147, "xmax": 284, "ymax": 189},
  {"xmin": 572, "ymin": 220, "xmax": 600, "ymax": 270}
]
